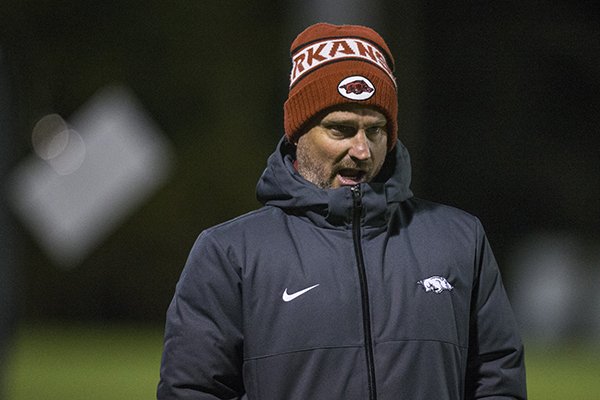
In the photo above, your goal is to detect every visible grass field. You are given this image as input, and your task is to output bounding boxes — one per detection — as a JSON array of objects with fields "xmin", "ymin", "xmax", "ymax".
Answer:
[
  {"xmin": 4, "ymin": 322, "xmax": 600, "ymax": 399},
  {"xmin": 5, "ymin": 322, "xmax": 163, "ymax": 400}
]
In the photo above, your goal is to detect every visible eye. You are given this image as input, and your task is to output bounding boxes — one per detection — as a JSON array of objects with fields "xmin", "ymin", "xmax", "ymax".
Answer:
[
  {"xmin": 365, "ymin": 126, "xmax": 386, "ymax": 138},
  {"xmin": 327, "ymin": 124, "xmax": 356, "ymax": 137}
]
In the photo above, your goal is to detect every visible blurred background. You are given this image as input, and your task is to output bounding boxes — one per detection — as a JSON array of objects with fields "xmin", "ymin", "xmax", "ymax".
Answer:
[{"xmin": 0, "ymin": 0, "xmax": 598, "ymax": 398}]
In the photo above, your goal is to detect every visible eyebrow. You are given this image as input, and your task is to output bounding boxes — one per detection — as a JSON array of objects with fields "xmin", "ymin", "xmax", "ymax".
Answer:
[{"xmin": 321, "ymin": 116, "xmax": 387, "ymax": 126}]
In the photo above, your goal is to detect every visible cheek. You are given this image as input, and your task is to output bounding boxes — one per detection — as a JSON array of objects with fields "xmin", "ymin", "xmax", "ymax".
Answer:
[
  {"xmin": 319, "ymin": 147, "xmax": 342, "ymax": 164},
  {"xmin": 297, "ymin": 139, "xmax": 335, "ymax": 173},
  {"xmin": 371, "ymin": 143, "xmax": 388, "ymax": 169},
  {"xmin": 310, "ymin": 140, "xmax": 344, "ymax": 165}
]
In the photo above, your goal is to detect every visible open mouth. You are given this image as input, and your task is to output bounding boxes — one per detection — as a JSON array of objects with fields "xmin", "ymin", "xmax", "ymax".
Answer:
[{"xmin": 336, "ymin": 169, "xmax": 367, "ymax": 186}]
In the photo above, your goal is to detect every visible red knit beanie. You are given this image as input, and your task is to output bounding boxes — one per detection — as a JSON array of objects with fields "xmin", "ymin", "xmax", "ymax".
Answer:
[{"xmin": 284, "ymin": 23, "xmax": 398, "ymax": 151}]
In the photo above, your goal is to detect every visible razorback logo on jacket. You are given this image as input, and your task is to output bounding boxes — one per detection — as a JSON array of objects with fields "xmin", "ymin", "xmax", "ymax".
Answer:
[
  {"xmin": 290, "ymin": 38, "xmax": 396, "ymax": 88},
  {"xmin": 417, "ymin": 276, "xmax": 454, "ymax": 294}
]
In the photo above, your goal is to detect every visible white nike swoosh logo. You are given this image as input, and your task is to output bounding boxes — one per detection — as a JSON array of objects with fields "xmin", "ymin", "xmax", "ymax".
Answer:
[{"xmin": 282, "ymin": 284, "xmax": 320, "ymax": 302}]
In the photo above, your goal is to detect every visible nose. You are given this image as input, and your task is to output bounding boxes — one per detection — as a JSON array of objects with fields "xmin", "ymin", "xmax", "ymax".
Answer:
[{"xmin": 348, "ymin": 130, "xmax": 371, "ymax": 161}]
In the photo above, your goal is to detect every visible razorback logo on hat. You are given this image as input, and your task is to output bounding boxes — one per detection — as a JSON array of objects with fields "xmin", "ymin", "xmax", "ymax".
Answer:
[
  {"xmin": 290, "ymin": 38, "xmax": 396, "ymax": 88},
  {"xmin": 338, "ymin": 76, "xmax": 375, "ymax": 100}
]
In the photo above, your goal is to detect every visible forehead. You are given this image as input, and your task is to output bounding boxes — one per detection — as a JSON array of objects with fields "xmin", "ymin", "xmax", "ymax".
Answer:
[{"xmin": 319, "ymin": 105, "xmax": 387, "ymax": 124}]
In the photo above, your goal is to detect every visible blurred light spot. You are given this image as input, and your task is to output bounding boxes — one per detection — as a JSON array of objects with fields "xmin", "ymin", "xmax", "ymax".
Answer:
[
  {"xmin": 32, "ymin": 114, "xmax": 87, "ymax": 175},
  {"xmin": 509, "ymin": 232, "xmax": 588, "ymax": 344},
  {"xmin": 6, "ymin": 85, "xmax": 174, "ymax": 267},
  {"xmin": 31, "ymin": 114, "xmax": 69, "ymax": 160},
  {"xmin": 47, "ymin": 129, "xmax": 86, "ymax": 175}
]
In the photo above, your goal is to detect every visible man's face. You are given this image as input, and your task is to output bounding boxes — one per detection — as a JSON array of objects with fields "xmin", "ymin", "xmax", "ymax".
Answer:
[{"xmin": 295, "ymin": 105, "xmax": 388, "ymax": 189}]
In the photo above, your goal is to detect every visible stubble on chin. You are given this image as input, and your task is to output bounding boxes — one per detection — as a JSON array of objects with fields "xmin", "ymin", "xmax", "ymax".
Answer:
[
  {"xmin": 295, "ymin": 152, "xmax": 333, "ymax": 189},
  {"xmin": 295, "ymin": 140, "xmax": 335, "ymax": 189}
]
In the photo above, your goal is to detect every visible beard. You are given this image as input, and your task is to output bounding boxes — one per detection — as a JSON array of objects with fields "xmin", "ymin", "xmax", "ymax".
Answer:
[
  {"xmin": 295, "ymin": 145, "xmax": 335, "ymax": 189},
  {"xmin": 296, "ymin": 142, "xmax": 375, "ymax": 189}
]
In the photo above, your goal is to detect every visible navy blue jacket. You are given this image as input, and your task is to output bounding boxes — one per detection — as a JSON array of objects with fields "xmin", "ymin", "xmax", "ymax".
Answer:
[{"xmin": 158, "ymin": 138, "xmax": 526, "ymax": 399}]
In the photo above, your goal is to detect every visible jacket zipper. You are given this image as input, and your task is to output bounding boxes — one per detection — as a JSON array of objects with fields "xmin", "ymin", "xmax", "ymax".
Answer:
[{"xmin": 351, "ymin": 185, "xmax": 377, "ymax": 400}]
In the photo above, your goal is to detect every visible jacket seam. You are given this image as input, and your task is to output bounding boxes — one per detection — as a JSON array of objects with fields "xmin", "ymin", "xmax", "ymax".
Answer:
[
  {"xmin": 244, "ymin": 344, "xmax": 363, "ymax": 361},
  {"xmin": 244, "ymin": 338, "xmax": 468, "ymax": 362},
  {"xmin": 203, "ymin": 230, "xmax": 243, "ymax": 281},
  {"xmin": 376, "ymin": 338, "xmax": 468, "ymax": 350}
]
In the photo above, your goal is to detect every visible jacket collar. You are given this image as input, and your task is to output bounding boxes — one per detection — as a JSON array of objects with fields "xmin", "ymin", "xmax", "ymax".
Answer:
[{"xmin": 256, "ymin": 137, "xmax": 413, "ymax": 228}]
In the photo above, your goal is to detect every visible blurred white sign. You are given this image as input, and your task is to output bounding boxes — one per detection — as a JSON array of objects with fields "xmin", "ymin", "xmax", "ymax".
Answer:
[{"xmin": 6, "ymin": 85, "xmax": 174, "ymax": 267}]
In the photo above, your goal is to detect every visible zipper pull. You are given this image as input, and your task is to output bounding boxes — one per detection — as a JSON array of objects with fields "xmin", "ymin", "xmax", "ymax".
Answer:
[{"xmin": 351, "ymin": 184, "xmax": 362, "ymax": 209}]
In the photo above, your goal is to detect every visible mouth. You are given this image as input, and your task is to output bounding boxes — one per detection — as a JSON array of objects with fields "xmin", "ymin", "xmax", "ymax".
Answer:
[{"xmin": 336, "ymin": 168, "xmax": 367, "ymax": 186}]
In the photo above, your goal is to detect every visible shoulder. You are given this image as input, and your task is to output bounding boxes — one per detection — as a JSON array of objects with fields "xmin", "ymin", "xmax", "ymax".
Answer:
[
  {"xmin": 402, "ymin": 197, "xmax": 486, "ymax": 240},
  {"xmin": 407, "ymin": 197, "xmax": 480, "ymax": 220},
  {"xmin": 180, "ymin": 207, "xmax": 283, "ymax": 273},
  {"xmin": 204, "ymin": 206, "xmax": 283, "ymax": 236},
  {"xmin": 190, "ymin": 206, "xmax": 285, "ymax": 250}
]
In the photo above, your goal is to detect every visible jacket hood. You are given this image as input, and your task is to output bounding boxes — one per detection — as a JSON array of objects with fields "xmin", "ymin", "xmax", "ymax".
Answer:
[{"xmin": 256, "ymin": 137, "xmax": 413, "ymax": 227}]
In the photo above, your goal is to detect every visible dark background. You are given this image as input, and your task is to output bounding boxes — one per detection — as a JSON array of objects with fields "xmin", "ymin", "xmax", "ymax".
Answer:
[{"xmin": 1, "ymin": 0, "xmax": 598, "ymax": 326}]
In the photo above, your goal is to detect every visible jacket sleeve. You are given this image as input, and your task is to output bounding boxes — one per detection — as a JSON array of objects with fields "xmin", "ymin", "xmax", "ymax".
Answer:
[
  {"xmin": 465, "ymin": 221, "xmax": 527, "ymax": 400},
  {"xmin": 157, "ymin": 231, "xmax": 245, "ymax": 400}
]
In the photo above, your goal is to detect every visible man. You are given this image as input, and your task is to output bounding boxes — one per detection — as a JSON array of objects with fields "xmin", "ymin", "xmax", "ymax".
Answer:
[{"xmin": 158, "ymin": 23, "xmax": 527, "ymax": 399}]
